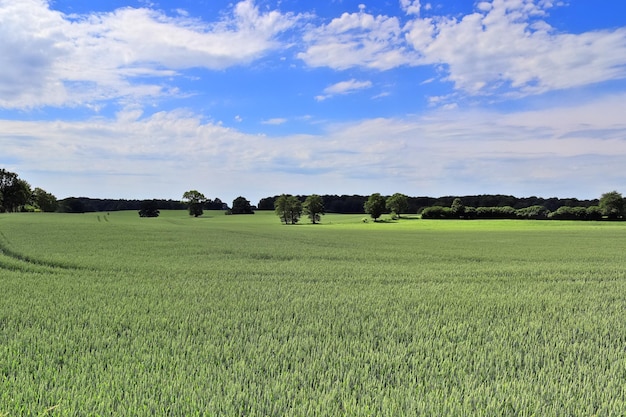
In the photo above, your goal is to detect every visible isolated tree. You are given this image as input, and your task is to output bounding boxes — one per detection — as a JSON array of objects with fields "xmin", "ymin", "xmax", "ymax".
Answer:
[
  {"xmin": 231, "ymin": 196, "xmax": 254, "ymax": 214},
  {"xmin": 364, "ymin": 193, "xmax": 387, "ymax": 221},
  {"xmin": 182, "ymin": 190, "xmax": 206, "ymax": 217},
  {"xmin": 303, "ymin": 194, "xmax": 325, "ymax": 224},
  {"xmin": 274, "ymin": 194, "xmax": 302, "ymax": 224},
  {"xmin": 386, "ymin": 193, "xmax": 409, "ymax": 218},
  {"xmin": 32, "ymin": 187, "xmax": 58, "ymax": 212},
  {"xmin": 138, "ymin": 200, "xmax": 160, "ymax": 217}
]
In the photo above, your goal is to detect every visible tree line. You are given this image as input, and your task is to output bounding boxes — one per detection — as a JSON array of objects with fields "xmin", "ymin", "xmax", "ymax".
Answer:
[
  {"xmin": 2, "ymin": 167, "xmax": 622, "ymax": 221},
  {"xmin": 271, "ymin": 191, "xmax": 624, "ymax": 224},
  {"xmin": 258, "ymin": 194, "xmax": 599, "ymax": 214}
]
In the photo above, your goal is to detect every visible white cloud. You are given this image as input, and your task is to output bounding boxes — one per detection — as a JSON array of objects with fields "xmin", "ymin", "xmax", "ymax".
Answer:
[
  {"xmin": 400, "ymin": 0, "xmax": 421, "ymax": 16},
  {"xmin": 298, "ymin": 9, "xmax": 418, "ymax": 70},
  {"xmin": 3, "ymin": 92, "xmax": 626, "ymax": 201},
  {"xmin": 299, "ymin": 0, "xmax": 626, "ymax": 99},
  {"xmin": 0, "ymin": 0, "xmax": 300, "ymax": 109},
  {"xmin": 404, "ymin": 0, "xmax": 626, "ymax": 97},
  {"xmin": 315, "ymin": 79, "xmax": 373, "ymax": 101}
]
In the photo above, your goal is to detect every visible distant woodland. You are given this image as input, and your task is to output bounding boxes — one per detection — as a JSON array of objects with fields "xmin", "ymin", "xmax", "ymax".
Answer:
[
  {"xmin": 3, "ymin": 167, "xmax": 621, "ymax": 220},
  {"xmin": 55, "ymin": 194, "xmax": 599, "ymax": 215}
]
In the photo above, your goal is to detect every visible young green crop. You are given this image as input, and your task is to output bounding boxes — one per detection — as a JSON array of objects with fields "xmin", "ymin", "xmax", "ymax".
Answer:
[{"xmin": 1, "ymin": 211, "xmax": 625, "ymax": 415}]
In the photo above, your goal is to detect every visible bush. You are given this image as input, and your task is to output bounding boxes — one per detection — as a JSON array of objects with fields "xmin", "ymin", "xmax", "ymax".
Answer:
[
  {"xmin": 421, "ymin": 206, "xmax": 454, "ymax": 219},
  {"xmin": 516, "ymin": 205, "xmax": 549, "ymax": 220},
  {"xmin": 549, "ymin": 206, "xmax": 587, "ymax": 220},
  {"xmin": 586, "ymin": 206, "xmax": 603, "ymax": 220},
  {"xmin": 475, "ymin": 206, "xmax": 517, "ymax": 219}
]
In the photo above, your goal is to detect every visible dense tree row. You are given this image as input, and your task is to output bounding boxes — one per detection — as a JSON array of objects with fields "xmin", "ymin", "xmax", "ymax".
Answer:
[
  {"xmin": 258, "ymin": 194, "xmax": 599, "ymax": 214},
  {"xmin": 2, "ymin": 167, "xmax": 620, "ymax": 222},
  {"xmin": 58, "ymin": 197, "xmax": 188, "ymax": 213},
  {"xmin": 420, "ymin": 192, "xmax": 624, "ymax": 221}
]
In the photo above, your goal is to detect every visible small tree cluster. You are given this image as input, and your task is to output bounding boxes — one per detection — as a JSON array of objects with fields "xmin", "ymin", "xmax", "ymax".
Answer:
[
  {"xmin": 274, "ymin": 194, "xmax": 302, "ymax": 224},
  {"xmin": 1, "ymin": 168, "xmax": 57, "ymax": 212},
  {"xmin": 420, "ymin": 193, "xmax": 624, "ymax": 221},
  {"xmin": 231, "ymin": 196, "xmax": 254, "ymax": 214},
  {"xmin": 363, "ymin": 192, "xmax": 411, "ymax": 221}
]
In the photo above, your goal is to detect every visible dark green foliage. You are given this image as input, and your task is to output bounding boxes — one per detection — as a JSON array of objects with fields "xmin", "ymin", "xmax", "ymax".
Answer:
[
  {"xmin": 205, "ymin": 198, "xmax": 227, "ymax": 210},
  {"xmin": 183, "ymin": 190, "xmax": 206, "ymax": 217},
  {"xmin": 231, "ymin": 196, "xmax": 254, "ymax": 214},
  {"xmin": 257, "ymin": 196, "xmax": 276, "ymax": 210},
  {"xmin": 450, "ymin": 198, "xmax": 465, "ymax": 218},
  {"xmin": 515, "ymin": 205, "xmax": 549, "ymax": 220},
  {"xmin": 549, "ymin": 206, "xmax": 589, "ymax": 220},
  {"xmin": 586, "ymin": 206, "xmax": 603, "ymax": 220},
  {"xmin": 421, "ymin": 206, "xmax": 454, "ymax": 219},
  {"xmin": 274, "ymin": 194, "xmax": 302, "ymax": 224},
  {"xmin": 32, "ymin": 187, "xmax": 58, "ymax": 212},
  {"xmin": 386, "ymin": 193, "xmax": 409, "ymax": 218},
  {"xmin": 0, "ymin": 169, "xmax": 32, "ymax": 212},
  {"xmin": 58, "ymin": 197, "xmax": 86, "ymax": 213},
  {"xmin": 303, "ymin": 194, "xmax": 325, "ymax": 224},
  {"xmin": 364, "ymin": 193, "xmax": 387, "ymax": 221},
  {"xmin": 138, "ymin": 200, "xmax": 160, "ymax": 217},
  {"xmin": 599, "ymin": 191, "xmax": 624, "ymax": 219},
  {"xmin": 475, "ymin": 206, "xmax": 517, "ymax": 219}
]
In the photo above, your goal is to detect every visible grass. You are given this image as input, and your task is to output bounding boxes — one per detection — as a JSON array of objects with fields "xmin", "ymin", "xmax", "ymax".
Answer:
[{"xmin": 1, "ymin": 210, "xmax": 626, "ymax": 415}]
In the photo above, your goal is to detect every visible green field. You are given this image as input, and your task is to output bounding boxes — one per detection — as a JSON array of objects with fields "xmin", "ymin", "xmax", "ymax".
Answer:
[{"xmin": 1, "ymin": 211, "xmax": 626, "ymax": 415}]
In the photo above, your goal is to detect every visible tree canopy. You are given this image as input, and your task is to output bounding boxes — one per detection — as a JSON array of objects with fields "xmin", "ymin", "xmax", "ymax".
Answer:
[
  {"xmin": 0, "ymin": 169, "xmax": 33, "ymax": 212},
  {"xmin": 138, "ymin": 200, "xmax": 160, "ymax": 217},
  {"xmin": 599, "ymin": 191, "xmax": 624, "ymax": 219},
  {"xmin": 386, "ymin": 193, "xmax": 409, "ymax": 218},
  {"xmin": 182, "ymin": 190, "xmax": 206, "ymax": 217},
  {"xmin": 303, "ymin": 194, "xmax": 325, "ymax": 224},
  {"xmin": 231, "ymin": 196, "xmax": 254, "ymax": 214},
  {"xmin": 275, "ymin": 194, "xmax": 302, "ymax": 224},
  {"xmin": 364, "ymin": 193, "xmax": 387, "ymax": 221}
]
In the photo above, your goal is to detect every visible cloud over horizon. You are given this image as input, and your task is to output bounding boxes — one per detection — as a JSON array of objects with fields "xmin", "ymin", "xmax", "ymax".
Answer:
[{"xmin": 1, "ymin": 0, "xmax": 626, "ymax": 202}]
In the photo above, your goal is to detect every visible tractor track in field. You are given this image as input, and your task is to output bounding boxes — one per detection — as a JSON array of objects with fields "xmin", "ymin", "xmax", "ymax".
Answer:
[{"xmin": 0, "ymin": 232, "xmax": 83, "ymax": 273}]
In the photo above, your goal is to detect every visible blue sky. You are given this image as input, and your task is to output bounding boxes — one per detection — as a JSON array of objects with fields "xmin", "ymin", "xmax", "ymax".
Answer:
[{"xmin": 1, "ymin": 0, "xmax": 626, "ymax": 204}]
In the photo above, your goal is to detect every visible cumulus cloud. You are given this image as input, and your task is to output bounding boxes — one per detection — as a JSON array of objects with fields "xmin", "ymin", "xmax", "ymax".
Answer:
[
  {"xmin": 299, "ymin": 0, "xmax": 626, "ymax": 99},
  {"xmin": 399, "ymin": 0, "xmax": 422, "ymax": 16},
  {"xmin": 404, "ymin": 0, "xmax": 626, "ymax": 97},
  {"xmin": 298, "ymin": 8, "xmax": 418, "ymax": 70},
  {"xmin": 315, "ymin": 79, "xmax": 373, "ymax": 101},
  {"xmin": 0, "ymin": 0, "xmax": 300, "ymax": 109}
]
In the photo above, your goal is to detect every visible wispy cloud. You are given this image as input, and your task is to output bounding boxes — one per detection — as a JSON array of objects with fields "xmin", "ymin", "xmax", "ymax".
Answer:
[
  {"xmin": 315, "ymin": 79, "xmax": 373, "ymax": 101},
  {"xmin": 262, "ymin": 118, "xmax": 287, "ymax": 125}
]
